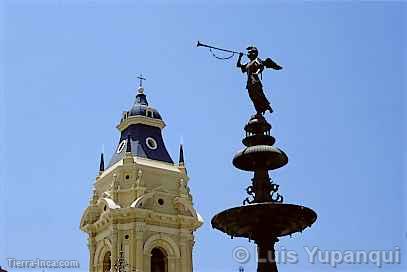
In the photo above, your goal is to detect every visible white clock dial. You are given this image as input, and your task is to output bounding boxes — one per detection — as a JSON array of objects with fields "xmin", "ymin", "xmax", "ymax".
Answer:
[{"xmin": 146, "ymin": 137, "xmax": 158, "ymax": 150}]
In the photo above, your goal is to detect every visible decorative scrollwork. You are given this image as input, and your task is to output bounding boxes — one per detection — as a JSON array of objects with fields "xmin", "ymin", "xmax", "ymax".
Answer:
[
  {"xmin": 246, "ymin": 185, "xmax": 255, "ymax": 196},
  {"xmin": 271, "ymin": 192, "xmax": 284, "ymax": 203},
  {"xmin": 243, "ymin": 175, "xmax": 284, "ymax": 204},
  {"xmin": 243, "ymin": 185, "xmax": 256, "ymax": 205},
  {"xmin": 270, "ymin": 179, "xmax": 284, "ymax": 203},
  {"xmin": 270, "ymin": 183, "xmax": 279, "ymax": 193},
  {"xmin": 243, "ymin": 197, "xmax": 254, "ymax": 206}
]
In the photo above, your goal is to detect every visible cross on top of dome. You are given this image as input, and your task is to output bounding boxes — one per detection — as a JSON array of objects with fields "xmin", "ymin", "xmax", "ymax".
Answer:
[
  {"xmin": 137, "ymin": 73, "xmax": 146, "ymax": 87},
  {"xmin": 137, "ymin": 73, "xmax": 147, "ymax": 94}
]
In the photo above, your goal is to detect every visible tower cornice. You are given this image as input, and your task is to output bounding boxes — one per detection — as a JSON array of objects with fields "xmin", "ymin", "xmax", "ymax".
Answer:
[
  {"xmin": 95, "ymin": 156, "xmax": 183, "ymax": 184},
  {"xmin": 117, "ymin": 115, "xmax": 166, "ymax": 131}
]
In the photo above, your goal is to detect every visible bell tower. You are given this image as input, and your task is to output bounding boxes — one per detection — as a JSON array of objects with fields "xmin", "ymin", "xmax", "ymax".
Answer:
[{"xmin": 80, "ymin": 84, "xmax": 203, "ymax": 272}]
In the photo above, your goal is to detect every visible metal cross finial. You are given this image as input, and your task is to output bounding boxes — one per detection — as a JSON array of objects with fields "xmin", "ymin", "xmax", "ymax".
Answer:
[{"xmin": 137, "ymin": 74, "xmax": 146, "ymax": 87}]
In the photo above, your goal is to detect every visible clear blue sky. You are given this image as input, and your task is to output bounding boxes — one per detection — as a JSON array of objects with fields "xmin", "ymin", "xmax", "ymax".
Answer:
[{"xmin": 0, "ymin": 1, "xmax": 405, "ymax": 272}]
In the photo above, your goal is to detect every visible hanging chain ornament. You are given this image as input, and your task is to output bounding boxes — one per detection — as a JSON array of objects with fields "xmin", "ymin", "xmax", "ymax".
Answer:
[
  {"xmin": 197, "ymin": 41, "xmax": 244, "ymax": 61},
  {"xmin": 209, "ymin": 48, "xmax": 236, "ymax": 60}
]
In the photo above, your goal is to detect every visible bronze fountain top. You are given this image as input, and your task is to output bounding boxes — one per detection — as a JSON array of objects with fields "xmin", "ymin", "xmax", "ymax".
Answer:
[{"xmin": 198, "ymin": 41, "xmax": 317, "ymax": 272}]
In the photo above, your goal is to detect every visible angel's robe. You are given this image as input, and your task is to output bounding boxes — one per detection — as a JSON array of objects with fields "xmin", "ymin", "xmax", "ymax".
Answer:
[{"xmin": 240, "ymin": 58, "xmax": 272, "ymax": 114}]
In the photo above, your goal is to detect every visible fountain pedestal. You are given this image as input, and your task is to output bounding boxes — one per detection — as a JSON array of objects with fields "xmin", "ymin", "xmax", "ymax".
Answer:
[{"xmin": 211, "ymin": 114, "xmax": 317, "ymax": 272}]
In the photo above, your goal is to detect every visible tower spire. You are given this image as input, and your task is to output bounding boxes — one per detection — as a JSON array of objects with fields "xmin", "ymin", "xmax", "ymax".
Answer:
[
  {"xmin": 99, "ymin": 152, "xmax": 105, "ymax": 173},
  {"xmin": 179, "ymin": 144, "xmax": 185, "ymax": 166}
]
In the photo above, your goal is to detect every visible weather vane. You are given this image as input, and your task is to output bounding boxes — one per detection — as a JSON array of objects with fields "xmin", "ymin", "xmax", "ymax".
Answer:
[{"xmin": 197, "ymin": 41, "xmax": 282, "ymax": 114}]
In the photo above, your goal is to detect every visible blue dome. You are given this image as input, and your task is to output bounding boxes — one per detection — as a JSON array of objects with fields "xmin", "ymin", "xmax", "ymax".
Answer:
[
  {"xmin": 128, "ymin": 91, "xmax": 162, "ymax": 120},
  {"xmin": 108, "ymin": 87, "xmax": 173, "ymax": 167}
]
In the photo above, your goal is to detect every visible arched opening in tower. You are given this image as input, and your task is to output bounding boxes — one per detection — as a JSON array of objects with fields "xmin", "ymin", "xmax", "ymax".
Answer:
[
  {"xmin": 151, "ymin": 247, "xmax": 168, "ymax": 272},
  {"xmin": 102, "ymin": 251, "xmax": 111, "ymax": 272}
]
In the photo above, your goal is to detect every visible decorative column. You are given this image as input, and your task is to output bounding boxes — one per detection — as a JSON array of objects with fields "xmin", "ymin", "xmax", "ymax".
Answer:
[
  {"xmin": 167, "ymin": 256, "xmax": 177, "ymax": 272},
  {"xmin": 183, "ymin": 232, "xmax": 194, "ymax": 272},
  {"xmin": 179, "ymin": 239, "xmax": 187, "ymax": 272},
  {"xmin": 143, "ymin": 252, "xmax": 151, "ymax": 272},
  {"xmin": 88, "ymin": 234, "xmax": 97, "ymax": 272},
  {"xmin": 179, "ymin": 230, "xmax": 192, "ymax": 272},
  {"xmin": 188, "ymin": 239, "xmax": 195, "ymax": 272},
  {"xmin": 96, "ymin": 254, "xmax": 102, "ymax": 272},
  {"xmin": 111, "ymin": 225, "xmax": 118, "ymax": 268},
  {"xmin": 130, "ymin": 227, "xmax": 137, "ymax": 271},
  {"xmin": 135, "ymin": 223, "xmax": 145, "ymax": 272}
]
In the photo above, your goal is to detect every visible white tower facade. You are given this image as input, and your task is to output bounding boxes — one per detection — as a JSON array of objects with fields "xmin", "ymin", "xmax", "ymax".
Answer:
[{"xmin": 80, "ymin": 86, "xmax": 203, "ymax": 272}]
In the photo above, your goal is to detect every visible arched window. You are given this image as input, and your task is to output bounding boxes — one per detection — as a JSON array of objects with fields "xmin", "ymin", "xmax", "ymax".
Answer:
[
  {"xmin": 102, "ymin": 251, "xmax": 111, "ymax": 272},
  {"xmin": 146, "ymin": 109, "xmax": 153, "ymax": 118},
  {"xmin": 151, "ymin": 248, "xmax": 167, "ymax": 272}
]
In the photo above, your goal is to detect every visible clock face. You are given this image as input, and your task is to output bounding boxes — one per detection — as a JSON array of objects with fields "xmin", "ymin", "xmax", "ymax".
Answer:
[
  {"xmin": 146, "ymin": 137, "xmax": 158, "ymax": 150},
  {"xmin": 116, "ymin": 139, "xmax": 127, "ymax": 153}
]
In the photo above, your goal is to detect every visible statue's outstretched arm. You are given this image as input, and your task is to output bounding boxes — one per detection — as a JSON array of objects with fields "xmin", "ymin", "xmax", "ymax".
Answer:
[
  {"xmin": 237, "ymin": 52, "xmax": 247, "ymax": 73},
  {"xmin": 237, "ymin": 52, "xmax": 243, "ymax": 67}
]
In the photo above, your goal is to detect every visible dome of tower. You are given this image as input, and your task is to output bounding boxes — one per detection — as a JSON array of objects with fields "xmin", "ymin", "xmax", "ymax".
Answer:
[
  {"xmin": 108, "ymin": 85, "xmax": 173, "ymax": 168},
  {"xmin": 128, "ymin": 87, "xmax": 162, "ymax": 120}
]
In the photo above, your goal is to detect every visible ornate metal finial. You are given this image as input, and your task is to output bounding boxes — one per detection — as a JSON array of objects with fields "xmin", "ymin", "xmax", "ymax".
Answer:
[{"xmin": 137, "ymin": 73, "xmax": 146, "ymax": 88}]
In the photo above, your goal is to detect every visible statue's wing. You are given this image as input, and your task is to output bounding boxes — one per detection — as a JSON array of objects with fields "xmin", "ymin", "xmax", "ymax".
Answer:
[{"xmin": 263, "ymin": 58, "xmax": 283, "ymax": 70}]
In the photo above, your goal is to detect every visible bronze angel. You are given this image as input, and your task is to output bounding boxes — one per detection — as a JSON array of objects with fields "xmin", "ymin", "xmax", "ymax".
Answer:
[{"xmin": 237, "ymin": 46, "xmax": 282, "ymax": 115}]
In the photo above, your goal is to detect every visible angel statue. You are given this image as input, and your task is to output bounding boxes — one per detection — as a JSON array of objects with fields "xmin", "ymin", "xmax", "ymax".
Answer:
[{"xmin": 237, "ymin": 46, "xmax": 282, "ymax": 115}]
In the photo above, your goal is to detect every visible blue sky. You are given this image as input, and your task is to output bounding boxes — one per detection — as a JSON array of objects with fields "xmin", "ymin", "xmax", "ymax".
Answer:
[{"xmin": 0, "ymin": 1, "xmax": 406, "ymax": 272}]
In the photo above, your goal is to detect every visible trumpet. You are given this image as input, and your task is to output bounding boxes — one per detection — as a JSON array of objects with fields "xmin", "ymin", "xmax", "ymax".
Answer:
[{"xmin": 196, "ymin": 41, "xmax": 246, "ymax": 56}]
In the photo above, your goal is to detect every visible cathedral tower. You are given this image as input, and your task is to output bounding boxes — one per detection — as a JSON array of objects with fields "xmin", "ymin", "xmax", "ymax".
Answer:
[{"xmin": 80, "ymin": 85, "xmax": 203, "ymax": 272}]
